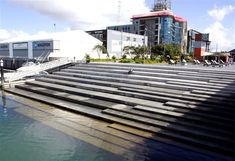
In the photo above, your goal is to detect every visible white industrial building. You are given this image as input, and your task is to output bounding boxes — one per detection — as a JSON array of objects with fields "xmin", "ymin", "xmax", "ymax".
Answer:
[
  {"xmin": 107, "ymin": 30, "xmax": 147, "ymax": 58},
  {"xmin": 87, "ymin": 29, "xmax": 147, "ymax": 58},
  {"xmin": 0, "ymin": 30, "xmax": 103, "ymax": 61}
]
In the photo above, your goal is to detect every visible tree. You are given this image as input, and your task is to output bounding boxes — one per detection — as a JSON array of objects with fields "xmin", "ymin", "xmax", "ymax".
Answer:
[
  {"xmin": 151, "ymin": 45, "xmax": 165, "ymax": 56},
  {"xmin": 123, "ymin": 45, "xmax": 148, "ymax": 60},
  {"xmin": 93, "ymin": 44, "xmax": 109, "ymax": 58},
  {"xmin": 123, "ymin": 46, "xmax": 134, "ymax": 57},
  {"xmin": 151, "ymin": 44, "xmax": 181, "ymax": 61}
]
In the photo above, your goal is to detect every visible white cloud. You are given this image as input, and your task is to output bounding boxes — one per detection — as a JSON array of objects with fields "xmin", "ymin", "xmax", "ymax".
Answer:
[
  {"xmin": 0, "ymin": 29, "xmax": 29, "ymax": 41},
  {"xmin": 205, "ymin": 5, "xmax": 235, "ymax": 51},
  {"xmin": 204, "ymin": 22, "xmax": 233, "ymax": 51},
  {"xmin": 9, "ymin": 0, "xmax": 149, "ymax": 30},
  {"xmin": 208, "ymin": 5, "xmax": 235, "ymax": 21}
]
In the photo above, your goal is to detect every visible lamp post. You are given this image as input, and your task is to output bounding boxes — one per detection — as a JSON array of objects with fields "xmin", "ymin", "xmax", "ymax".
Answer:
[
  {"xmin": 0, "ymin": 59, "xmax": 4, "ymax": 89},
  {"xmin": 120, "ymin": 30, "xmax": 123, "ymax": 58}
]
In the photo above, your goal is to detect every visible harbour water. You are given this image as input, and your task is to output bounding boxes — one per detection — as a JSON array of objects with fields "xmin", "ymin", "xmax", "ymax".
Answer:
[
  {"xmin": 0, "ymin": 89, "xmax": 232, "ymax": 161},
  {"xmin": 0, "ymin": 91, "xmax": 125, "ymax": 161}
]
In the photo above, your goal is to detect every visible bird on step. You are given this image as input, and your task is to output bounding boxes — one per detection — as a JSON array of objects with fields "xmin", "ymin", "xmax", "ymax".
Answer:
[{"xmin": 128, "ymin": 68, "xmax": 134, "ymax": 74}]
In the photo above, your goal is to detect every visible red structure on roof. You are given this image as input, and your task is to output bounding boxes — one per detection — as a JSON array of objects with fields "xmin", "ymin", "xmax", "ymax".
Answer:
[{"xmin": 132, "ymin": 10, "xmax": 186, "ymax": 23}]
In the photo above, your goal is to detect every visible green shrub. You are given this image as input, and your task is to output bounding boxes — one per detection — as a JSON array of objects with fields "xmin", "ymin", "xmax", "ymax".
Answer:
[
  {"xmin": 121, "ymin": 54, "xmax": 127, "ymax": 59},
  {"xmin": 119, "ymin": 59, "xmax": 134, "ymax": 63},
  {"xmin": 90, "ymin": 58, "xmax": 113, "ymax": 62},
  {"xmin": 134, "ymin": 58, "xmax": 143, "ymax": 64},
  {"xmin": 85, "ymin": 54, "xmax": 90, "ymax": 63},
  {"xmin": 111, "ymin": 55, "xmax": 116, "ymax": 62}
]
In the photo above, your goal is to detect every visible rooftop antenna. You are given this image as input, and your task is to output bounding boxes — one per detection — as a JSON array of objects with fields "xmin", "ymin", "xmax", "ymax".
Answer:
[
  {"xmin": 153, "ymin": 0, "xmax": 171, "ymax": 11},
  {"xmin": 53, "ymin": 23, "xmax": 56, "ymax": 32}
]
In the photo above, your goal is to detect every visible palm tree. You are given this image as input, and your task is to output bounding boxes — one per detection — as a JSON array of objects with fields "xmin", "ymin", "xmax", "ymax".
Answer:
[{"xmin": 93, "ymin": 44, "xmax": 109, "ymax": 58}]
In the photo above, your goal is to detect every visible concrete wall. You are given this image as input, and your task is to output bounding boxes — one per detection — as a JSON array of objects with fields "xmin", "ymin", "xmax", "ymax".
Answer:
[{"xmin": 13, "ymin": 49, "xmax": 28, "ymax": 58}]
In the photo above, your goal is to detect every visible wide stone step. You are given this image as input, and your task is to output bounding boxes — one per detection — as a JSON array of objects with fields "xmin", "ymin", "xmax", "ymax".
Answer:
[
  {"xmin": 70, "ymin": 66, "xmax": 235, "ymax": 81},
  {"xmin": 36, "ymin": 77, "xmax": 235, "ymax": 112},
  {"xmin": 77, "ymin": 64, "xmax": 228, "ymax": 78},
  {"xmin": 66, "ymin": 67, "xmax": 222, "ymax": 82},
  {"xmin": 23, "ymin": 81, "xmax": 235, "ymax": 125},
  {"xmin": 5, "ymin": 88, "xmax": 235, "ymax": 157},
  {"xmin": 65, "ymin": 68, "xmax": 235, "ymax": 87},
  {"xmin": 133, "ymin": 105, "xmax": 235, "ymax": 131},
  {"xmin": 45, "ymin": 74, "xmax": 190, "ymax": 93},
  {"xmin": 191, "ymin": 90, "xmax": 233, "ymax": 97},
  {"xmin": 118, "ymin": 87, "xmax": 235, "ymax": 110},
  {"xmin": 61, "ymin": 69, "xmax": 213, "ymax": 85},
  {"xmin": 53, "ymin": 72, "xmax": 223, "ymax": 92},
  {"xmin": 102, "ymin": 106, "xmax": 234, "ymax": 137},
  {"xmin": 12, "ymin": 82, "xmax": 234, "ymax": 135},
  {"xmin": 17, "ymin": 82, "xmax": 171, "ymax": 110},
  {"xmin": 82, "ymin": 63, "xmax": 235, "ymax": 75},
  {"xmin": 29, "ymin": 78, "xmax": 233, "ymax": 130},
  {"xmin": 102, "ymin": 108, "xmax": 235, "ymax": 146},
  {"xmin": 166, "ymin": 81, "xmax": 235, "ymax": 93},
  {"xmin": 164, "ymin": 101, "xmax": 235, "ymax": 114},
  {"xmin": 69, "ymin": 67, "xmax": 235, "ymax": 89},
  {"xmin": 177, "ymin": 71, "xmax": 235, "ymax": 80}
]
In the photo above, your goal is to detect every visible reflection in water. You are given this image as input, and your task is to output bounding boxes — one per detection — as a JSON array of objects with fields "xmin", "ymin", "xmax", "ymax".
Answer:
[
  {"xmin": 1, "ymin": 90, "xmax": 7, "ymax": 114},
  {"xmin": 0, "ymin": 96, "xmax": 125, "ymax": 161}
]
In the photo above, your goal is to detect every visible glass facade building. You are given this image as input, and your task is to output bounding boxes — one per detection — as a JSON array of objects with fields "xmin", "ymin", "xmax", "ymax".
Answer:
[{"xmin": 131, "ymin": 10, "xmax": 187, "ymax": 53}]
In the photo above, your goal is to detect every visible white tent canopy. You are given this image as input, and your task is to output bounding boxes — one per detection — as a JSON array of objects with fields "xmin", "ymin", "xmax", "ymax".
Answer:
[{"xmin": 0, "ymin": 30, "xmax": 103, "ymax": 60}]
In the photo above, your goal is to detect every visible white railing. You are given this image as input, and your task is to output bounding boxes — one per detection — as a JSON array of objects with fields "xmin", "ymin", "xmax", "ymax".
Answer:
[{"xmin": 5, "ymin": 58, "xmax": 70, "ymax": 83}]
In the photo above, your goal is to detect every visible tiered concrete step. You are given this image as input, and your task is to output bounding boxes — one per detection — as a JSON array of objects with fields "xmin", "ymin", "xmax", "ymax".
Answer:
[
  {"xmin": 68, "ymin": 65, "xmax": 235, "ymax": 84},
  {"xmin": 63, "ymin": 66, "xmax": 235, "ymax": 84},
  {"xmin": 5, "ymin": 87, "xmax": 235, "ymax": 156},
  {"xmin": 53, "ymin": 70, "xmax": 235, "ymax": 98},
  {"xmin": 53, "ymin": 71, "xmax": 230, "ymax": 92},
  {"xmin": 71, "ymin": 64, "xmax": 235, "ymax": 81},
  {"xmin": 16, "ymin": 81, "xmax": 235, "ymax": 137},
  {"xmin": 23, "ymin": 80, "xmax": 235, "ymax": 120},
  {"xmin": 5, "ymin": 62, "xmax": 235, "ymax": 158},
  {"xmin": 34, "ymin": 77, "xmax": 235, "ymax": 117},
  {"xmin": 82, "ymin": 63, "xmax": 235, "ymax": 75},
  {"xmin": 20, "ymin": 78, "xmax": 235, "ymax": 131},
  {"xmin": 70, "ymin": 65, "xmax": 235, "ymax": 81}
]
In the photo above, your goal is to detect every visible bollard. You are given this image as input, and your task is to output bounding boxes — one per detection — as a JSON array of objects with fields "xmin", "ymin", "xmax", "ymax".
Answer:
[{"xmin": 0, "ymin": 59, "xmax": 4, "ymax": 89}]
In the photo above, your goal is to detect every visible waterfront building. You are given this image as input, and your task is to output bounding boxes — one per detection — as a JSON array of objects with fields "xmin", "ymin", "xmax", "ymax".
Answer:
[
  {"xmin": 107, "ymin": 0, "xmax": 187, "ymax": 53},
  {"xmin": 0, "ymin": 30, "xmax": 102, "ymax": 68},
  {"xmin": 187, "ymin": 29, "xmax": 211, "ymax": 60}
]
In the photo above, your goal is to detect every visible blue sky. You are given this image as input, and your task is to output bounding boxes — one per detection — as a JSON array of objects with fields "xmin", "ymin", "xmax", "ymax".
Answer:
[{"xmin": 0, "ymin": 0, "xmax": 235, "ymax": 51}]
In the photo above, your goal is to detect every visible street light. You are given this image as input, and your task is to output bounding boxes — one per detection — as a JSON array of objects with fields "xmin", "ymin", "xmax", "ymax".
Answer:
[{"xmin": 0, "ymin": 59, "xmax": 4, "ymax": 89}]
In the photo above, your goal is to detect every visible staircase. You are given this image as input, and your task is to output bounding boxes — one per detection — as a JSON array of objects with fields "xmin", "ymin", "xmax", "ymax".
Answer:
[{"xmin": 5, "ymin": 62, "xmax": 235, "ymax": 159}]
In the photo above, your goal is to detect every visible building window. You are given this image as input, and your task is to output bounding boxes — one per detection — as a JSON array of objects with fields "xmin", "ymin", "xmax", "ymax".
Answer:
[
  {"xmin": 133, "ymin": 38, "xmax": 136, "ymax": 42},
  {"xmin": 0, "ymin": 44, "xmax": 8, "ymax": 49},
  {"xmin": 37, "ymin": 43, "xmax": 50, "ymax": 47}
]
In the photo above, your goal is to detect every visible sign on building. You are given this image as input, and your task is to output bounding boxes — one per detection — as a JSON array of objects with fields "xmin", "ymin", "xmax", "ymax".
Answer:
[{"xmin": 13, "ymin": 42, "xmax": 28, "ymax": 49}]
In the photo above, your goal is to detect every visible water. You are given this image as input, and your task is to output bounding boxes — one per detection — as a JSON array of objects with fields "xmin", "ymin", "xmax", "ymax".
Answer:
[
  {"xmin": 0, "ymin": 91, "xmax": 125, "ymax": 161},
  {"xmin": 0, "ymin": 90, "xmax": 232, "ymax": 161}
]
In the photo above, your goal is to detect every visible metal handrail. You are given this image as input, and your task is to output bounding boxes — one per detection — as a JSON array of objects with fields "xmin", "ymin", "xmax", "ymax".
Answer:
[{"xmin": 5, "ymin": 58, "xmax": 70, "ymax": 83}]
